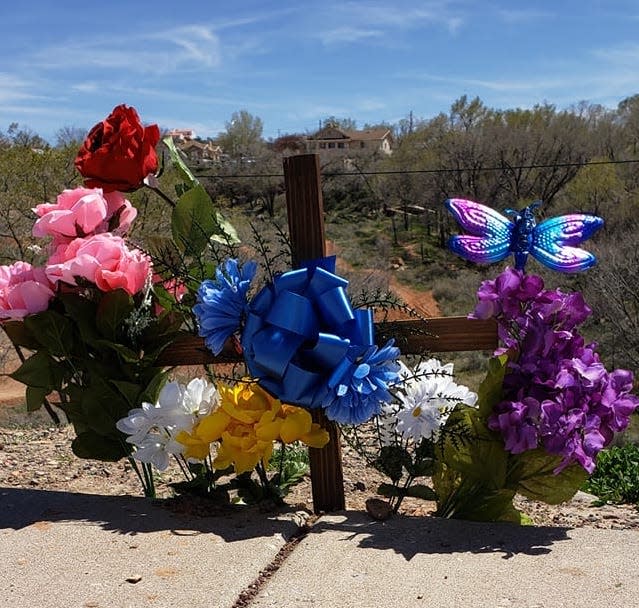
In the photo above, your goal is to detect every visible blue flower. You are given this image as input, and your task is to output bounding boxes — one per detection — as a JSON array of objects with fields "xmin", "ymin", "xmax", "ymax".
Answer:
[
  {"xmin": 323, "ymin": 340, "xmax": 401, "ymax": 425},
  {"xmin": 194, "ymin": 259, "xmax": 257, "ymax": 355}
]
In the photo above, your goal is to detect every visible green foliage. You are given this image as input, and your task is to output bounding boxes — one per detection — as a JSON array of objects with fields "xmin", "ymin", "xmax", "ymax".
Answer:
[
  {"xmin": 583, "ymin": 445, "xmax": 639, "ymax": 504},
  {"xmin": 268, "ymin": 443, "xmax": 310, "ymax": 496},
  {"xmin": 433, "ymin": 355, "xmax": 588, "ymax": 522},
  {"xmin": 194, "ymin": 444, "xmax": 311, "ymax": 507},
  {"xmin": 216, "ymin": 110, "xmax": 264, "ymax": 160},
  {"xmin": 343, "ymin": 410, "xmax": 439, "ymax": 514},
  {"xmin": 8, "ymin": 288, "xmax": 179, "ymax": 462}
]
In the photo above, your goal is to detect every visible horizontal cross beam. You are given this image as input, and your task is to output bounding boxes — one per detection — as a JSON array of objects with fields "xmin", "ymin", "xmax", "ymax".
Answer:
[{"xmin": 155, "ymin": 316, "xmax": 498, "ymax": 367}]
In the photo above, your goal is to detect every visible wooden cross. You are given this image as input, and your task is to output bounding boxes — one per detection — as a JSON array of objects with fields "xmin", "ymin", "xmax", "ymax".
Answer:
[{"xmin": 157, "ymin": 153, "xmax": 497, "ymax": 513}]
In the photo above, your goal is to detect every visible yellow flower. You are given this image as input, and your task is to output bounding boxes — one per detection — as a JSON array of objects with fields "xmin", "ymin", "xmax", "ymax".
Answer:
[
  {"xmin": 280, "ymin": 405, "xmax": 330, "ymax": 448},
  {"xmin": 174, "ymin": 429, "xmax": 212, "ymax": 461},
  {"xmin": 175, "ymin": 408, "xmax": 232, "ymax": 460},
  {"xmin": 178, "ymin": 379, "xmax": 330, "ymax": 474}
]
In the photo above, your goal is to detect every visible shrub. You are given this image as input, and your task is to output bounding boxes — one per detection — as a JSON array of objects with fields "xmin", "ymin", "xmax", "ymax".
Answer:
[{"xmin": 583, "ymin": 444, "xmax": 639, "ymax": 504}]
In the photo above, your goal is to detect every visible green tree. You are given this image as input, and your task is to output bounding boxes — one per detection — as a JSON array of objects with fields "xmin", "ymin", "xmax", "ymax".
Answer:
[
  {"xmin": 217, "ymin": 110, "xmax": 265, "ymax": 160},
  {"xmin": 561, "ymin": 159, "xmax": 624, "ymax": 217}
]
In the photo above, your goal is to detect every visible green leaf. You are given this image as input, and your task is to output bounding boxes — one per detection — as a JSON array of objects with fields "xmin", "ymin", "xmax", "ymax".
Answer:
[
  {"xmin": 477, "ymin": 354, "xmax": 508, "ymax": 419},
  {"xmin": 94, "ymin": 340, "xmax": 140, "ymax": 363},
  {"xmin": 406, "ymin": 440, "xmax": 436, "ymax": 476},
  {"xmin": 511, "ymin": 450, "xmax": 588, "ymax": 504},
  {"xmin": 24, "ymin": 310, "xmax": 75, "ymax": 357},
  {"xmin": 1, "ymin": 320, "xmax": 40, "ymax": 350},
  {"xmin": 10, "ymin": 350, "xmax": 63, "ymax": 390},
  {"xmin": 406, "ymin": 484, "xmax": 438, "ymax": 501},
  {"xmin": 96, "ymin": 290, "xmax": 134, "ymax": 341},
  {"xmin": 162, "ymin": 135, "xmax": 198, "ymax": 186},
  {"xmin": 152, "ymin": 285, "xmax": 178, "ymax": 313},
  {"xmin": 140, "ymin": 370, "xmax": 170, "ymax": 404},
  {"xmin": 377, "ymin": 482, "xmax": 405, "ymax": 497},
  {"xmin": 373, "ymin": 445, "xmax": 412, "ymax": 483},
  {"xmin": 26, "ymin": 386, "xmax": 48, "ymax": 412},
  {"xmin": 277, "ymin": 458, "xmax": 309, "ymax": 492},
  {"xmin": 80, "ymin": 379, "xmax": 131, "ymax": 436},
  {"xmin": 72, "ymin": 431, "xmax": 127, "ymax": 462},
  {"xmin": 171, "ymin": 184, "xmax": 218, "ymax": 257},
  {"xmin": 433, "ymin": 470, "xmax": 522, "ymax": 523},
  {"xmin": 172, "ymin": 184, "xmax": 239, "ymax": 256},
  {"xmin": 212, "ymin": 210, "xmax": 240, "ymax": 245},
  {"xmin": 59, "ymin": 293, "xmax": 101, "ymax": 345},
  {"xmin": 57, "ymin": 398, "xmax": 86, "ymax": 428},
  {"xmin": 111, "ymin": 380, "xmax": 144, "ymax": 408}
]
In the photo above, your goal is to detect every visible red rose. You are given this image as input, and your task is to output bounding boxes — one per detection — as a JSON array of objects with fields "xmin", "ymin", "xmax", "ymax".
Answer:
[{"xmin": 75, "ymin": 104, "xmax": 160, "ymax": 192}]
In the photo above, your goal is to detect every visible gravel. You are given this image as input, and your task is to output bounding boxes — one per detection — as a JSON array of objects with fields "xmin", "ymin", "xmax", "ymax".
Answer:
[{"xmin": 1, "ymin": 424, "xmax": 639, "ymax": 530}]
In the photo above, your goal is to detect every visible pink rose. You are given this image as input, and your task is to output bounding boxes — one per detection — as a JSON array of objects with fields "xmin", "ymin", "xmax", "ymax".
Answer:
[
  {"xmin": 103, "ymin": 191, "xmax": 137, "ymax": 235},
  {"xmin": 0, "ymin": 261, "xmax": 54, "ymax": 320},
  {"xmin": 33, "ymin": 187, "xmax": 137, "ymax": 244},
  {"xmin": 46, "ymin": 234, "xmax": 150, "ymax": 296}
]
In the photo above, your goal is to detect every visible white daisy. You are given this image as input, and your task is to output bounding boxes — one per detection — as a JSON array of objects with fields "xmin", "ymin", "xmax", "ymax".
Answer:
[{"xmin": 394, "ymin": 359, "xmax": 477, "ymax": 441}]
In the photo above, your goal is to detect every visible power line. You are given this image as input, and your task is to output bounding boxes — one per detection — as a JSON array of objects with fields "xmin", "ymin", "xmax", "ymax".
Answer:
[{"xmin": 195, "ymin": 157, "xmax": 639, "ymax": 180}]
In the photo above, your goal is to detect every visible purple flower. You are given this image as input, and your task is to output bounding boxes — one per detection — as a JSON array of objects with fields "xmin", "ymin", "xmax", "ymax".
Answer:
[
  {"xmin": 489, "ymin": 397, "xmax": 540, "ymax": 453},
  {"xmin": 194, "ymin": 259, "xmax": 257, "ymax": 355},
  {"xmin": 479, "ymin": 267, "xmax": 639, "ymax": 474}
]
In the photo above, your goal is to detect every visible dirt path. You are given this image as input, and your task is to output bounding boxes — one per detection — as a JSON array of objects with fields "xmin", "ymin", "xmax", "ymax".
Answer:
[{"xmin": 388, "ymin": 275, "xmax": 440, "ymax": 317}]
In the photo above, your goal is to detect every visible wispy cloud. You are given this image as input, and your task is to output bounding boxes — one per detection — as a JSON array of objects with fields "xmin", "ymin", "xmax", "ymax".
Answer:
[
  {"xmin": 407, "ymin": 72, "xmax": 568, "ymax": 93},
  {"xmin": 318, "ymin": 1, "xmax": 466, "ymax": 45},
  {"xmin": 0, "ymin": 73, "xmax": 43, "ymax": 103},
  {"xmin": 321, "ymin": 26, "xmax": 384, "ymax": 45},
  {"xmin": 28, "ymin": 24, "xmax": 222, "ymax": 75},
  {"xmin": 593, "ymin": 42, "xmax": 639, "ymax": 65}
]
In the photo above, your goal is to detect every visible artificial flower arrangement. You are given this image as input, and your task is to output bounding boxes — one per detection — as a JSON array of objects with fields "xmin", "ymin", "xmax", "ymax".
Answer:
[
  {"xmin": 1, "ymin": 106, "xmax": 187, "ymax": 471},
  {"xmin": 346, "ymin": 199, "xmax": 639, "ymax": 523},
  {"xmin": 193, "ymin": 256, "xmax": 403, "ymax": 426},
  {"xmin": 1, "ymin": 104, "xmax": 398, "ymax": 504},
  {"xmin": 0, "ymin": 104, "xmax": 308, "ymax": 500},
  {"xmin": 342, "ymin": 356, "xmax": 479, "ymax": 514},
  {"xmin": 116, "ymin": 375, "xmax": 328, "ymax": 500}
]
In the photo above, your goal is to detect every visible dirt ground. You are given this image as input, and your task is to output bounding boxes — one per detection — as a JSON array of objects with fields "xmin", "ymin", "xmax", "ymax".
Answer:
[{"xmin": 1, "ymin": 389, "xmax": 639, "ymax": 530}]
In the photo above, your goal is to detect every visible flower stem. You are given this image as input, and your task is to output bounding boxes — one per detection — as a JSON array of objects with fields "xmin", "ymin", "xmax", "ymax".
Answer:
[
  {"xmin": 146, "ymin": 185, "xmax": 176, "ymax": 209},
  {"xmin": 142, "ymin": 462, "xmax": 156, "ymax": 498}
]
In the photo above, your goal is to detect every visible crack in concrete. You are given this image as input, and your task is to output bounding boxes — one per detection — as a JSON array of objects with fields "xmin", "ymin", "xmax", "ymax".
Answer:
[{"xmin": 231, "ymin": 514, "xmax": 319, "ymax": 608}]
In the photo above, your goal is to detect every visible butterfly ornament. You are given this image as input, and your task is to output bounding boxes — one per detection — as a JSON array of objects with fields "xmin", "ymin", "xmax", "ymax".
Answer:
[{"xmin": 445, "ymin": 198, "xmax": 604, "ymax": 273}]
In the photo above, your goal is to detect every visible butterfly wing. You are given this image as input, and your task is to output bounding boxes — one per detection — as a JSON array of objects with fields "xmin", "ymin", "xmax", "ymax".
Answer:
[
  {"xmin": 446, "ymin": 198, "xmax": 514, "ymax": 264},
  {"xmin": 449, "ymin": 235, "xmax": 512, "ymax": 264},
  {"xmin": 531, "ymin": 214, "xmax": 604, "ymax": 273}
]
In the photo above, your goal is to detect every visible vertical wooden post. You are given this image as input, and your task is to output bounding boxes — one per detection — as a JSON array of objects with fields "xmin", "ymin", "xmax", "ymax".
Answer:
[{"xmin": 283, "ymin": 153, "xmax": 346, "ymax": 513}]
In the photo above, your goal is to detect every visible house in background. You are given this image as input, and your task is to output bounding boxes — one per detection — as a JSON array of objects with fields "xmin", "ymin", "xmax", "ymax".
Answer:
[
  {"xmin": 178, "ymin": 140, "xmax": 224, "ymax": 165},
  {"xmin": 306, "ymin": 125, "xmax": 393, "ymax": 156}
]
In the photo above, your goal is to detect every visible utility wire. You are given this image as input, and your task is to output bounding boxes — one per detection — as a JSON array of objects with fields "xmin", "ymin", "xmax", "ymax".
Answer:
[{"xmin": 195, "ymin": 157, "xmax": 639, "ymax": 180}]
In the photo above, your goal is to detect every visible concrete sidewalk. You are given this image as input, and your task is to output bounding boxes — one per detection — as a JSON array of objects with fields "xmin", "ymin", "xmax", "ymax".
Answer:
[
  {"xmin": 2, "ymin": 488, "xmax": 639, "ymax": 608},
  {"xmin": 253, "ymin": 512, "xmax": 639, "ymax": 608},
  {"xmin": 0, "ymin": 487, "xmax": 304, "ymax": 608}
]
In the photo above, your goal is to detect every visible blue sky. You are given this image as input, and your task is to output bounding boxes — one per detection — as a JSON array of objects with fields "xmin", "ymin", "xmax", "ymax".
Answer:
[{"xmin": 1, "ymin": 1, "xmax": 638, "ymax": 143}]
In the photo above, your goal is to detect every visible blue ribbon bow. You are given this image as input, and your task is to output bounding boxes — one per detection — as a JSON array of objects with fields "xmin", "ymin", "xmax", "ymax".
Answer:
[{"xmin": 240, "ymin": 257, "xmax": 400, "ymax": 424}]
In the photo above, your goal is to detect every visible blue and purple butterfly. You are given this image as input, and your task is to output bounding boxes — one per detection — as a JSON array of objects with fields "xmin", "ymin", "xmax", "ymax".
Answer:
[{"xmin": 445, "ymin": 198, "xmax": 604, "ymax": 273}]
